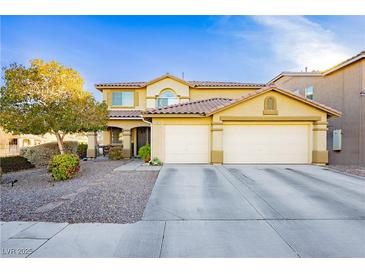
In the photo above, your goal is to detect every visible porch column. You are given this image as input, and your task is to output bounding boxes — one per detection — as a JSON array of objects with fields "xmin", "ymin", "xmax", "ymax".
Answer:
[
  {"xmin": 122, "ymin": 129, "xmax": 132, "ymax": 159},
  {"xmin": 312, "ymin": 121, "xmax": 328, "ymax": 164},
  {"xmin": 211, "ymin": 122, "xmax": 223, "ymax": 164},
  {"xmin": 102, "ymin": 130, "xmax": 111, "ymax": 145},
  {"xmin": 87, "ymin": 132, "xmax": 97, "ymax": 158}
]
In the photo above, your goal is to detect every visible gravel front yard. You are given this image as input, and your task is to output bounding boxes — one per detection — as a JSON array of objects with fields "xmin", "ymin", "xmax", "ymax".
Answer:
[{"xmin": 0, "ymin": 159, "xmax": 158, "ymax": 224}]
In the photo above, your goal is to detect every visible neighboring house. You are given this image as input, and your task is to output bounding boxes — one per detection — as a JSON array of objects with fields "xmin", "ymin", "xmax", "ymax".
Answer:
[
  {"xmin": 0, "ymin": 128, "xmax": 88, "ymax": 157},
  {"xmin": 269, "ymin": 51, "xmax": 365, "ymax": 166},
  {"xmin": 0, "ymin": 128, "xmax": 45, "ymax": 157},
  {"xmin": 93, "ymin": 74, "xmax": 340, "ymax": 165}
]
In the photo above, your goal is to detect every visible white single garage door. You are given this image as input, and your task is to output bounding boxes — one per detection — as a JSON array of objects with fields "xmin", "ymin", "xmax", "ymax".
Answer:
[
  {"xmin": 223, "ymin": 124, "xmax": 309, "ymax": 164},
  {"xmin": 165, "ymin": 125, "xmax": 209, "ymax": 163}
]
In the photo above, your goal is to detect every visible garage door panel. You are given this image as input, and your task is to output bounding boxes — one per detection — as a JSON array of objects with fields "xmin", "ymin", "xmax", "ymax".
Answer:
[
  {"xmin": 165, "ymin": 125, "xmax": 209, "ymax": 163},
  {"xmin": 223, "ymin": 125, "xmax": 309, "ymax": 164}
]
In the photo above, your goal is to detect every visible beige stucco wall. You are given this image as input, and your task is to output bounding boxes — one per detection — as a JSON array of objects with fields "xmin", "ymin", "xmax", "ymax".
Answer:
[
  {"xmin": 190, "ymin": 88, "xmax": 258, "ymax": 101},
  {"xmin": 101, "ymin": 79, "xmax": 262, "ymax": 111},
  {"xmin": 151, "ymin": 117, "xmax": 212, "ymax": 162},
  {"xmin": 151, "ymin": 91, "xmax": 331, "ymax": 164},
  {"xmin": 107, "ymin": 119, "xmax": 149, "ymax": 130},
  {"xmin": 146, "ymin": 78, "xmax": 189, "ymax": 108},
  {"xmin": 211, "ymin": 92, "xmax": 328, "ymax": 164},
  {"xmin": 212, "ymin": 91, "xmax": 327, "ymax": 122},
  {"xmin": 103, "ymin": 88, "xmax": 146, "ymax": 110}
]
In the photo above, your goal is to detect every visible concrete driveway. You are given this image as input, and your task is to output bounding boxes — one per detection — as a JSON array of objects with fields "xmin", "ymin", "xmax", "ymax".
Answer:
[
  {"xmin": 142, "ymin": 164, "xmax": 365, "ymax": 257},
  {"xmin": 2, "ymin": 164, "xmax": 364, "ymax": 258}
]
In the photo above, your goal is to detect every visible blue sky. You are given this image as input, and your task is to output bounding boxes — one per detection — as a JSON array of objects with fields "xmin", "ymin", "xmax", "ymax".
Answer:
[{"xmin": 1, "ymin": 16, "xmax": 364, "ymax": 100}]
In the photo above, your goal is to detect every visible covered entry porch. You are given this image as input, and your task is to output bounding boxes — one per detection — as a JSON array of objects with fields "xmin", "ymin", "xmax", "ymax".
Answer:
[{"xmin": 102, "ymin": 118, "xmax": 151, "ymax": 158}]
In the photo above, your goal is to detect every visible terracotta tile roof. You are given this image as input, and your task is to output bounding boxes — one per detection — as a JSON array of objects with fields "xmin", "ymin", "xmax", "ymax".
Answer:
[
  {"xmin": 95, "ymin": 79, "xmax": 264, "ymax": 89},
  {"xmin": 187, "ymin": 81, "xmax": 265, "ymax": 88},
  {"xmin": 108, "ymin": 110, "xmax": 142, "ymax": 119},
  {"xmin": 97, "ymin": 82, "xmax": 146, "ymax": 88},
  {"xmin": 144, "ymin": 98, "xmax": 235, "ymax": 115},
  {"xmin": 144, "ymin": 85, "xmax": 341, "ymax": 117}
]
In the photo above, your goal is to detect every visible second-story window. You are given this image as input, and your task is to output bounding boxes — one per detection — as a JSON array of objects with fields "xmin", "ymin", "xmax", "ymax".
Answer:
[
  {"xmin": 112, "ymin": 91, "xmax": 134, "ymax": 107},
  {"xmin": 304, "ymin": 86, "xmax": 314, "ymax": 100},
  {"xmin": 157, "ymin": 90, "xmax": 179, "ymax": 108}
]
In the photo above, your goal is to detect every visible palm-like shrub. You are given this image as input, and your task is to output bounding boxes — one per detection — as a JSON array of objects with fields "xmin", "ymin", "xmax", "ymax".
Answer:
[{"xmin": 138, "ymin": 144, "xmax": 151, "ymax": 163}]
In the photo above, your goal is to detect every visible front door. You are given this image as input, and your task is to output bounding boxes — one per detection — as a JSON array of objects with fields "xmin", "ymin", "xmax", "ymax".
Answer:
[{"xmin": 137, "ymin": 127, "xmax": 151, "ymax": 154}]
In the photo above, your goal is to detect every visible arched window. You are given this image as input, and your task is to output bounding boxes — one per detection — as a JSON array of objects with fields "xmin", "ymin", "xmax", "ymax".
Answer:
[
  {"xmin": 157, "ymin": 90, "xmax": 179, "ymax": 107},
  {"xmin": 263, "ymin": 96, "xmax": 278, "ymax": 115}
]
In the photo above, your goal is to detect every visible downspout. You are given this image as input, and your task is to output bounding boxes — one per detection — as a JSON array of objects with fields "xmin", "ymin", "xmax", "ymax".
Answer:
[{"xmin": 141, "ymin": 116, "xmax": 153, "ymax": 159}]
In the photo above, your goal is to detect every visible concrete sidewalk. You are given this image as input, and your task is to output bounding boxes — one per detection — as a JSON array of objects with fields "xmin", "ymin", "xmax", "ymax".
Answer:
[
  {"xmin": 2, "ymin": 219, "xmax": 365, "ymax": 258},
  {"xmin": 113, "ymin": 160, "xmax": 161, "ymax": 171},
  {"xmin": 0, "ymin": 220, "xmax": 299, "ymax": 258}
]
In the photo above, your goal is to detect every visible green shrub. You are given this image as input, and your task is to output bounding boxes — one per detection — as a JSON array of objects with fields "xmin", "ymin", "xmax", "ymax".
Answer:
[
  {"xmin": 108, "ymin": 146, "xmax": 123, "ymax": 160},
  {"xmin": 150, "ymin": 157, "xmax": 162, "ymax": 166},
  {"xmin": 20, "ymin": 141, "xmax": 78, "ymax": 167},
  {"xmin": 138, "ymin": 144, "xmax": 151, "ymax": 162},
  {"xmin": 76, "ymin": 143, "xmax": 88, "ymax": 159},
  {"xmin": 0, "ymin": 156, "xmax": 35, "ymax": 173},
  {"xmin": 49, "ymin": 153, "xmax": 80, "ymax": 180}
]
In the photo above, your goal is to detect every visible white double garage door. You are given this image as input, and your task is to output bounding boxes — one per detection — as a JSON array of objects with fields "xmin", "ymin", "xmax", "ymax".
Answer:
[{"xmin": 165, "ymin": 124, "xmax": 310, "ymax": 164}]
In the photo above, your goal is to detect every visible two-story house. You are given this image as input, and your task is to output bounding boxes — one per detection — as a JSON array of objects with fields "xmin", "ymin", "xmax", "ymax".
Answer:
[
  {"xmin": 269, "ymin": 51, "xmax": 365, "ymax": 166},
  {"xmin": 92, "ymin": 74, "xmax": 340, "ymax": 165}
]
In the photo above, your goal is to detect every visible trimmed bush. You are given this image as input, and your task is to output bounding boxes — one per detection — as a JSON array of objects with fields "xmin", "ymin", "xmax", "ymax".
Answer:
[
  {"xmin": 0, "ymin": 156, "xmax": 34, "ymax": 173},
  {"xmin": 108, "ymin": 146, "xmax": 123, "ymax": 160},
  {"xmin": 138, "ymin": 144, "xmax": 151, "ymax": 163},
  {"xmin": 77, "ymin": 143, "xmax": 88, "ymax": 159},
  {"xmin": 20, "ymin": 141, "xmax": 78, "ymax": 167},
  {"xmin": 150, "ymin": 157, "xmax": 162, "ymax": 166},
  {"xmin": 49, "ymin": 153, "xmax": 80, "ymax": 180}
]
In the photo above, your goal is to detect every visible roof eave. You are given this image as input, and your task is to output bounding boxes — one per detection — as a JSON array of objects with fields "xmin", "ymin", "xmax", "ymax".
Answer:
[
  {"xmin": 143, "ymin": 74, "xmax": 194, "ymax": 88},
  {"xmin": 322, "ymin": 54, "xmax": 365, "ymax": 76},
  {"xmin": 192, "ymin": 85, "xmax": 265, "ymax": 89},
  {"xmin": 108, "ymin": 117, "xmax": 143, "ymax": 120},
  {"xmin": 95, "ymin": 85, "xmax": 143, "ymax": 91},
  {"xmin": 267, "ymin": 72, "xmax": 322, "ymax": 84},
  {"xmin": 142, "ymin": 113, "xmax": 206, "ymax": 118}
]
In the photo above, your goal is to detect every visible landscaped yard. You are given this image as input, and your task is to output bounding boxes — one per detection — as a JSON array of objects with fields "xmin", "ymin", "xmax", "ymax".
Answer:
[{"xmin": 0, "ymin": 159, "xmax": 158, "ymax": 224}]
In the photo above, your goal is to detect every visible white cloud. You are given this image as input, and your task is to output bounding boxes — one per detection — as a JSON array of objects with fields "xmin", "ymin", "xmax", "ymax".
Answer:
[{"xmin": 251, "ymin": 16, "xmax": 352, "ymax": 71}]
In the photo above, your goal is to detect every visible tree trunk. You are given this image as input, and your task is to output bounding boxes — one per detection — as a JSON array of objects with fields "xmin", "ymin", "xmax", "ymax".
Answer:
[{"xmin": 55, "ymin": 132, "xmax": 65, "ymax": 154}]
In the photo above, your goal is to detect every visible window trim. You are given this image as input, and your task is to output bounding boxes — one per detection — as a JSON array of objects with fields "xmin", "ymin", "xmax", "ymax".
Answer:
[
  {"xmin": 304, "ymin": 86, "xmax": 314, "ymax": 100},
  {"xmin": 111, "ymin": 91, "xmax": 135, "ymax": 107},
  {"xmin": 156, "ymin": 89, "xmax": 179, "ymax": 108}
]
